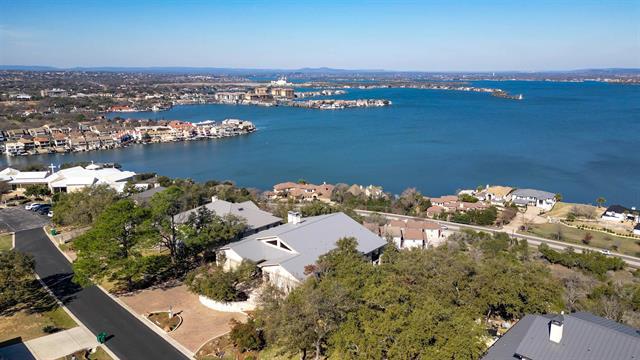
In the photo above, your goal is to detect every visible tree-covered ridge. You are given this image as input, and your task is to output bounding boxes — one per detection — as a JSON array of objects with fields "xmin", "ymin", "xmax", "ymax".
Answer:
[{"xmin": 255, "ymin": 232, "xmax": 564, "ymax": 359}]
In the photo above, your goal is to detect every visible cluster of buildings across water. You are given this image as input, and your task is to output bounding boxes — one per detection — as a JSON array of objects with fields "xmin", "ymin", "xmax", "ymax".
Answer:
[{"xmin": 0, "ymin": 119, "xmax": 256, "ymax": 156}]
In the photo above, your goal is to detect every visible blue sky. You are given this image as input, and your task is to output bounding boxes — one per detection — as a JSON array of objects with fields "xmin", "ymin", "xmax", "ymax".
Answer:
[{"xmin": 1, "ymin": 0, "xmax": 638, "ymax": 71}]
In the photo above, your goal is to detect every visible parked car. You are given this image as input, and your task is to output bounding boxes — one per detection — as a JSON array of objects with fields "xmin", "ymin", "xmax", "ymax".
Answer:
[
  {"xmin": 25, "ymin": 203, "xmax": 43, "ymax": 210},
  {"xmin": 47, "ymin": 211, "xmax": 53, "ymax": 218},
  {"xmin": 35, "ymin": 205, "xmax": 51, "ymax": 215}
]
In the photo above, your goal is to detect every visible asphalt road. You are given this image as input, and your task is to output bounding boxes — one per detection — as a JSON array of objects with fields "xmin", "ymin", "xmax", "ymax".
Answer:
[
  {"xmin": 355, "ymin": 209, "xmax": 640, "ymax": 268},
  {"xmin": 14, "ymin": 228, "xmax": 189, "ymax": 360}
]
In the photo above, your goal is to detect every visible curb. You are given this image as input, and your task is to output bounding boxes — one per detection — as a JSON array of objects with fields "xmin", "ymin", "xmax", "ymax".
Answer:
[
  {"xmin": 32, "ymin": 272, "xmax": 121, "ymax": 360},
  {"xmin": 42, "ymin": 227, "xmax": 195, "ymax": 359},
  {"xmin": 98, "ymin": 285, "xmax": 194, "ymax": 358}
]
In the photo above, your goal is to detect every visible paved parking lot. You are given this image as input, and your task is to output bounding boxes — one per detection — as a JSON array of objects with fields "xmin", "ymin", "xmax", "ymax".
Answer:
[{"xmin": 0, "ymin": 207, "xmax": 50, "ymax": 233}]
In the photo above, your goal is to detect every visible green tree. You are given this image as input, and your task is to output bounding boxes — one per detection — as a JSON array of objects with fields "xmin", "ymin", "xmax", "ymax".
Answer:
[
  {"xmin": 52, "ymin": 185, "xmax": 118, "ymax": 226},
  {"xmin": 73, "ymin": 199, "xmax": 149, "ymax": 291},
  {"xmin": 149, "ymin": 186, "xmax": 185, "ymax": 270},
  {"xmin": 0, "ymin": 251, "xmax": 35, "ymax": 314},
  {"xmin": 229, "ymin": 318, "xmax": 265, "ymax": 352},
  {"xmin": 24, "ymin": 184, "xmax": 51, "ymax": 198},
  {"xmin": 181, "ymin": 207, "xmax": 246, "ymax": 261},
  {"xmin": 596, "ymin": 197, "xmax": 607, "ymax": 208}
]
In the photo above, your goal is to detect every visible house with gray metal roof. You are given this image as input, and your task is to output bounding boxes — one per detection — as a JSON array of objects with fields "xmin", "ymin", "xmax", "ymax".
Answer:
[
  {"xmin": 483, "ymin": 311, "xmax": 640, "ymax": 360},
  {"xmin": 509, "ymin": 188, "xmax": 557, "ymax": 211},
  {"xmin": 175, "ymin": 196, "xmax": 282, "ymax": 235},
  {"xmin": 221, "ymin": 211, "xmax": 386, "ymax": 291}
]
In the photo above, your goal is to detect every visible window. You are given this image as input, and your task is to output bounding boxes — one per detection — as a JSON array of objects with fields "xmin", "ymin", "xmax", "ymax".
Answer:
[
  {"xmin": 279, "ymin": 242, "xmax": 292, "ymax": 251},
  {"xmin": 266, "ymin": 239, "xmax": 278, "ymax": 246}
]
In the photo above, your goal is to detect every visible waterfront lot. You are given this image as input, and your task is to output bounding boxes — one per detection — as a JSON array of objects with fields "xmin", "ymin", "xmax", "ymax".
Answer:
[
  {"xmin": 0, "ymin": 207, "xmax": 50, "ymax": 233},
  {"xmin": 523, "ymin": 223, "xmax": 640, "ymax": 256}
]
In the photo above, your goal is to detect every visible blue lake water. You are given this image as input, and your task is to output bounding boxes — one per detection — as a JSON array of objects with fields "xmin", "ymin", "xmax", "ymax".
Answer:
[{"xmin": 2, "ymin": 81, "xmax": 639, "ymax": 206}]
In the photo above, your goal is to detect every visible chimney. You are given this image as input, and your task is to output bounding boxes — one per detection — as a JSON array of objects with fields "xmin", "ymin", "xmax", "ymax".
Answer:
[
  {"xmin": 288, "ymin": 211, "xmax": 302, "ymax": 225},
  {"xmin": 549, "ymin": 312, "xmax": 564, "ymax": 343},
  {"xmin": 211, "ymin": 196, "xmax": 218, "ymax": 203}
]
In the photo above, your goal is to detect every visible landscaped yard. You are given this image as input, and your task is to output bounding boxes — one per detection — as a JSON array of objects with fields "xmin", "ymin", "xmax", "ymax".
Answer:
[
  {"xmin": 0, "ymin": 307, "xmax": 76, "ymax": 343},
  {"xmin": 58, "ymin": 346, "xmax": 113, "ymax": 360},
  {"xmin": 195, "ymin": 334, "xmax": 301, "ymax": 360},
  {"xmin": 148, "ymin": 311, "xmax": 181, "ymax": 332},
  {"xmin": 523, "ymin": 223, "xmax": 640, "ymax": 256},
  {"xmin": 0, "ymin": 233, "xmax": 13, "ymax": 251},
  {"xmin": 546, "ymin": 202, "xmax": 599, "ymax": 219}
]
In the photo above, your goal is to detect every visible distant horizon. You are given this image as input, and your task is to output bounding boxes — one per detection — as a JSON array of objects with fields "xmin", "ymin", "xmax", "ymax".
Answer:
[
  {"xmin": 1, "ymin": 1, "xmax": 638, "ymax": 71},
  {"xmin": 1, "ymin": 64, "xmax": 639, "ymax": 74}
]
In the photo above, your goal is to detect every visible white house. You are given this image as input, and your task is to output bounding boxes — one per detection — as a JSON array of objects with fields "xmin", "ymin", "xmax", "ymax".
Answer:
[
  {"xmin": 221, "ymin": 212, "xmax": 386, "ymax": 292},
  {"xmin": 634, "ymin": 224, "xmax": 640, "ymax": 236},
  {"xmin": 601, "ymin": 205, "xmax": 639, "ymax": 223},
  {"xmin": 509, "ymin": 188, "xmax": 557, "ymax": 211},
  {"xmin": 381, "ymin": 219, "xmax": 445, "ymax": 249},
  {"xmin": 476, "ymin": 185, "xmax": 514, "ymax": 206}
]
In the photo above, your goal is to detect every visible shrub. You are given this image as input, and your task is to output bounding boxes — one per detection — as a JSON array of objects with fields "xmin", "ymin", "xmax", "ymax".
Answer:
[
  {"xmin": 538, "ymin": 244, "xmax": 625, "ymax": 277},
  {"xmin": 185, "ymin": 261, "xmax": 259, "ymax": 302},
  {"xmin": 229, "ymin": 318, "xmax": 265, "ymax": 352}
]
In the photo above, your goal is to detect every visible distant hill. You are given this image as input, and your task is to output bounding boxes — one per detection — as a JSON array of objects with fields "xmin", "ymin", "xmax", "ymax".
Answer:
[{"xmin": 0, "ymin": 65, "xmax": 638, "ymax": 76}]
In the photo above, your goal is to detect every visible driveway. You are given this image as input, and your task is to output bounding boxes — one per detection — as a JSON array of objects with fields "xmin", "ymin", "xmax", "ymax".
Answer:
[
  {"xmin": 120, "ymin": 284, "xmax": 246, "ymax": 353},
  {"xmin": 14, "ymin": 228, "xmax": 189, "ymax": 360},
  {"xmin": 0, "ymin": 207, "xmax": 50, "ymax": 233}
]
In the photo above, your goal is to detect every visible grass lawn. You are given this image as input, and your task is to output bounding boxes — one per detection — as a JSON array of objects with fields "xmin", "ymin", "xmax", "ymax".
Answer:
[
  {"xmin": 59, "ymin": 346, "xmax": 113, "ymax": 360},
  {"xmin": 0, "ymin": 307, "xmax": 76, "ymax": 343},
  {"xmin": 0, "ymin": 233, "xmax": 13, "ymax": 251},
  {"xmin": 546, "ymin": 202, "xmax": 599, "ymax": 219},
  {"xmin": 195, "ymin": 335, "xmax": 298, "ymax": 360},
  {"xmin": 523, "ymin": 223, "xmax": 640, "ymax": 256}
]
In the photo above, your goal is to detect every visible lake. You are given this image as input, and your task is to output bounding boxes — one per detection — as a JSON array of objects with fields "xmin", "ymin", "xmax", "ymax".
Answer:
[{"xmin": 2, "ymin": 81, "xmax": 639, "ymax": 206}]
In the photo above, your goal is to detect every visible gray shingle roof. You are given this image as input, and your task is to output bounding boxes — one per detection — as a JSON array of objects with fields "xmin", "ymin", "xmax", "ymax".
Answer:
[
  {"xmin": 483, "ymin": 312, "xmax": 640, "ymax": 360},
  {"xmin": 225, "ymin": 212, "xmax": 386, "ymax": 281},
  {"xmin": 511, "ymin": 188, "xmax": 556, "ymax": 201},
  {"xmin": 131, "ymin": 186, "xmax": 166, "ymax": 203},
  {"xmin": 175, "ymin": 199, "xmax": 282, "ymax": 231}
]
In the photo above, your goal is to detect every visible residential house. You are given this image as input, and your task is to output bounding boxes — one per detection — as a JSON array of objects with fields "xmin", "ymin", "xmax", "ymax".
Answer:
[
  {"xmin": 27, "ymin": 127, "xmax": 50, "ymax": 137},
  {"xmin": 270, "ymin": 87, "xmax": 295, "ymax": 99},
  {"xmin": 634, "ymin": 224, "xmax": 640, "ymax": 236},
  {"xmin": 482, "ymin": 311, "xmax": 640, "ymax": 360},
  {"xmin": 32, "ymin": 137, "xmax": 51, "ymax": 149},
  {"xmin": 272, "ymin": 182, "xmax": 335, "ymax": 202},
  {"xmin": 52, "ymin": 134, "xmax": 68, "ymax": 148},
  {"xmin": 175, "ymin": 197, "xmax": 282, "ymax": 235},
  {"xmin": 379, "ymin": 219, "xmax": 446, "ymax": 249},
  {"xmin": 428, "ymin": 195, "xmax": 459, "ymax": 207},
  {"xmin": 601, "ymin": 205, "xmax": 639, "ymax": 223},
  {"xmin": 130, "ymin": 186, "xmax": 167, "ymax": 205},
  {"xmin": 509, "ymin": 189, "xmax": 557, "ymax": 211},
  {"xmin": 221, "ymin": 212, "xmax": 386, "ymax": 291},
  {"xmin": 4, "ymin": 141, "xmax": 25, "ymax": 155},
  {"xmin": 477, "ymin": 185, "xmax": 514, "ymax": 206}
]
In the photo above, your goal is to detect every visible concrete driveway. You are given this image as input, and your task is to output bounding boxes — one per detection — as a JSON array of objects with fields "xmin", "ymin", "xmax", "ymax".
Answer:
[{"xmin": 0, "ymin": 207, "xmax": 50, "ymax": 233}]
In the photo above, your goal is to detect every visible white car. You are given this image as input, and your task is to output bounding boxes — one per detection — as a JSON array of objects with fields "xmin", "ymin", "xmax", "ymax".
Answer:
[
  {"xmin": 600, "ymin": 249, "xmax": 612, "ymax": 256},
  {"xmin": 25, "ymin": 203, "xmax": 42, "ymax": 210},
  {"xmin": 47, "ymin": 211, "xmax": 54, "ymax": 218}
]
